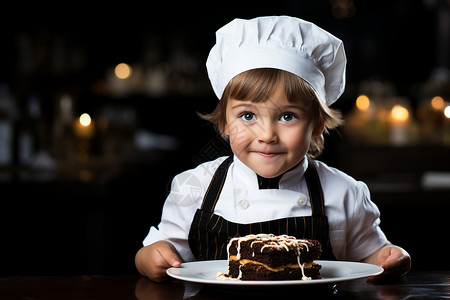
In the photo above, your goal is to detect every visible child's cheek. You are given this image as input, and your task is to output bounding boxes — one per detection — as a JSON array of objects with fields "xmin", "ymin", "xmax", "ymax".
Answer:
[
  {"xmin": 283, "ymin": 127, "xmax": 312, "ymax": 155},
  {"xmin": 228, "ymin": 124, "xmax": 255, "ymax": 153}
]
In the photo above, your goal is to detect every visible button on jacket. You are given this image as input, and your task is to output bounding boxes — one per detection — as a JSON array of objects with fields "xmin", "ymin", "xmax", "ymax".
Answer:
[{"xmin": 143, "ymin": 156, "xmax": 387, "ymax": 262}]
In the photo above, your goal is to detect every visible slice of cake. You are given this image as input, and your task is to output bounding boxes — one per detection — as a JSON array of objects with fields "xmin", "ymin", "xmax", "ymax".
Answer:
[{"xmin": 217, "ymin": 233, "xmax": 322, "ymax": 281}]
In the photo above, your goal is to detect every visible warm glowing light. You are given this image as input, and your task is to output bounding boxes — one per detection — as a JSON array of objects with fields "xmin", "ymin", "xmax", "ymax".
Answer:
[
  {"xmin": 356, "ymin": 95, "xmax": 370, "ymax": 111},
  {"xmin": 444, "ymin": 106, "xmax": 450, "ymax": 119},
  {"xmin": 79, "ymin": 113, "xmax": 91, "ymax": 127},
  {"xmin": 390, "ymin": 105, "xmax": 409, "ymax": 122},
  {"xmin": 431, "ymin": 96, "xmax": 445, "ymax": 110},
  {"xmin": 115, "ymin": 63, "xmax": 132, "ymax": 79}
]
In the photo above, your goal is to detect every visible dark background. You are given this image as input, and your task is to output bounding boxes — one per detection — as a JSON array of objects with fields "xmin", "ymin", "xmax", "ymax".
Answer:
[{"xmin": 0, "ymin": 0, "xmax": 449, "ymax": 275}]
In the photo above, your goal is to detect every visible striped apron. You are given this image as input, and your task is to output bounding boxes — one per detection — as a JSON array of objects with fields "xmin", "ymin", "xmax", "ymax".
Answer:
[{"xmin": 188, "ymin": 156, "xmax": 336, "ymax": 261}]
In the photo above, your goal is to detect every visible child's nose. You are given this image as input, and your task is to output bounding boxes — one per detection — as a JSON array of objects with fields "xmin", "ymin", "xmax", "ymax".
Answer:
[{"xmin": 257, "ymin": 121, "xmax": 279, "ymax": 144}]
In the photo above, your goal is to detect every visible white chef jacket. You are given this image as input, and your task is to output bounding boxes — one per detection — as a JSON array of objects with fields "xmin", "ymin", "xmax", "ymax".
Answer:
[{"xmin": 143, "ymin": 155, "xmax": 388, "ymax": 262}]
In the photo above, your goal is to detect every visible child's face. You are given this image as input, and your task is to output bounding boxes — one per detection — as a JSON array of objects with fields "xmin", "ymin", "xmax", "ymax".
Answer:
[{"xmin": 224, "ymin": 82, "xmax": 323, "ymax": 178}]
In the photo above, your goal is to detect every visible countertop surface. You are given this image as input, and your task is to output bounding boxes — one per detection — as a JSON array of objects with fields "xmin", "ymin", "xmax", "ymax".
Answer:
[{"xmin": 1, "ymin": 271, "xmax": 449, "ymax": 299}]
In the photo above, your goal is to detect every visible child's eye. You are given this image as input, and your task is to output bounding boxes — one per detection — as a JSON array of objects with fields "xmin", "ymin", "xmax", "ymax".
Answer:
[
  {"xmin": 280, "ymin": 113, "xmax": 297, "ymax": 122},
  {"xmin": 239, "ymin": 112, "xmax": 256, "ymax": 122}
]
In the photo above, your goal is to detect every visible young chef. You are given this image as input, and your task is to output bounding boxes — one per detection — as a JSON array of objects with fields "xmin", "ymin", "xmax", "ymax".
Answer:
[{"xmin": 135, "ymin": 16, "xmax": 411, "ymax": 282}]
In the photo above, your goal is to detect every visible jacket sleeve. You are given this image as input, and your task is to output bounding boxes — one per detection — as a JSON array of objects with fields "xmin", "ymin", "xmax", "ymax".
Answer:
[
  {"xmin": 142, "ymin": 157, "xmax": 226, "ymax": 262},
  {"xmin": 344, "ymin": 181, "xmax": 388, "ymax": 261}
]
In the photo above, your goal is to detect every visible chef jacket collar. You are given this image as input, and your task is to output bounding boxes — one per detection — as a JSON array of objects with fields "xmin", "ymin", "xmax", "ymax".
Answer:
[
  {"xmin": 257, "ymin": 173, "xmax": 283, "ymax": 189},
  {"xmin": 232, "ymin": 155, "xmax": 309, "ymax": 191}
]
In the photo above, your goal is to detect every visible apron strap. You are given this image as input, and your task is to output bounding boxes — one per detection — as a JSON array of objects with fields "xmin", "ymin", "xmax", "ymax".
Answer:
[
  {"xmin": 200, "ymin": 156, "xmax": 234, "ymax": 212},
  {"xmin": 305, "ymin": 157, "xmax": 325, "ymax": 217}
]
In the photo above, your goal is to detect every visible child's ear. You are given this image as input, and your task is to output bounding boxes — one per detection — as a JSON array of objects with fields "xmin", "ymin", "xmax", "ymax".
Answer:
[{"xmin": 312, "ymin": 122, "xmax": 325, "ymax": 137}]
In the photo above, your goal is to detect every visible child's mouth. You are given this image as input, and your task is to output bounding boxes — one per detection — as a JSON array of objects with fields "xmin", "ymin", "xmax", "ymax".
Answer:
[{"xmin": 254, "ymin": 152, "xmax": 282, "ymax": 158}]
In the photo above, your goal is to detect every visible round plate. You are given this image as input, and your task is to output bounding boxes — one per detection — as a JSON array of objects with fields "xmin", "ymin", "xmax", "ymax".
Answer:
[{"xmin": 167, "ymin": 260, "xmax": 383, "ymax": 286}]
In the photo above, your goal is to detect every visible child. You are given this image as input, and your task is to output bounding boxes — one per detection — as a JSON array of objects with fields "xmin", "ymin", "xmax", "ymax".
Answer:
[{"xmin": 135, "ymin": 16, "xmax": 411, "ymax": 282}]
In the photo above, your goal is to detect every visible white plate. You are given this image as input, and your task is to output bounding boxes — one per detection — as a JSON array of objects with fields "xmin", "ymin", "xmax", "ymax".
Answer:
[{"xmin": 167, "ymin": 260, "xmax": 383, "ymax": 286}]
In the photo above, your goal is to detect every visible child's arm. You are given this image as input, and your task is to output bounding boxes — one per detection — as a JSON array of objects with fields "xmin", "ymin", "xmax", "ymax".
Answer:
[
  {"xmin": 363, "ymin": 242, "xmax": 411, "ymax": 283},
  {"xmin": 135, "ymin": 241, "xmax": 182, "ymax": 282}
]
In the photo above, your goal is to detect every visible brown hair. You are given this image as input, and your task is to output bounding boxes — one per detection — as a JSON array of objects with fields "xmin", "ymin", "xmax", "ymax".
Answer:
[{"xmin": 200, "ymin": 68, "xmax": 343, "ymax": 158}]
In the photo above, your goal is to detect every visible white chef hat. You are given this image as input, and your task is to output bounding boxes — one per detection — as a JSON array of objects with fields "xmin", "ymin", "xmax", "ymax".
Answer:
[{"xmin": 206, "ymin": 16, "xmax": 347, "ymax": 106}]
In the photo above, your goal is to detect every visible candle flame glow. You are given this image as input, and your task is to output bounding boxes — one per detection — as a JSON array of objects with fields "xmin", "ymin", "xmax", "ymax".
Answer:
[
  {"xmin": 115, "ymin": 63, "xmax": 132, "ymax": 79},
  {"xmin": 390, "ymin": 105, "xmax": 409, "ymax": 122},
  {"xmin": 79, "ymin": 113, "xmax": 91, "ymax": 127},
  {"xmin": 444, "ymin": 106, "xmax": 450, "ymax": 119},
  {"xmin": 356, "ymin": 95, "xmax": 370, "ymax": 111},
  {"xmin": 431, "ymin": 96, "xmax": 445, "ymax": 110}
]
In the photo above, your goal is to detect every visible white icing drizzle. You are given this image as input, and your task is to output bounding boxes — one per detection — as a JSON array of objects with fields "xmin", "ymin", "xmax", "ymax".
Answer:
[
  {"xmin": 297, "ymin": 246, "xmax": 311, "ymax": 280},
  {"xmin": 216, "ymin": 272, "xmax": 240, "ymax": 281},
  {"xmin": 228, "ymin": 233, "xmax": 311, "ymax": 255},
  {"xmin": 238, "ymin": 264, "xmax": 243, "ymax": 279}
]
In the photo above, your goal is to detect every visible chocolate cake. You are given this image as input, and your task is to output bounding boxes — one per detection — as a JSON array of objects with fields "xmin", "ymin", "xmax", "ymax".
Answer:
[{"xmin": 217, "ymin": 234, "xmax": 322, "ymax": 281}]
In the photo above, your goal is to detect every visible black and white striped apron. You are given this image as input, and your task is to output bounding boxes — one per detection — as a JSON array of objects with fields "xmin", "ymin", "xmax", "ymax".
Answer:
[{"xmin": 188, "ymin": 156, "xmax": 336, "ymax": 261}]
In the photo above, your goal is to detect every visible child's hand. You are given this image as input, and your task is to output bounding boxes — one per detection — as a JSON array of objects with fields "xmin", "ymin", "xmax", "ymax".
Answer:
[
  {"xmin": 366, "ymin": 244, "xmax": 411, "ymax": 283},
  {"xmin": 135, "ymin": 241, "xmax": 182, "ymax": 282}
]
